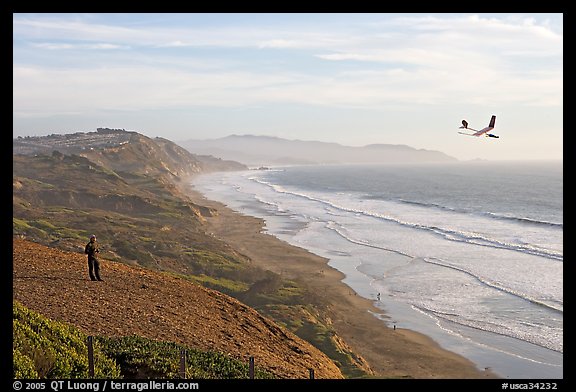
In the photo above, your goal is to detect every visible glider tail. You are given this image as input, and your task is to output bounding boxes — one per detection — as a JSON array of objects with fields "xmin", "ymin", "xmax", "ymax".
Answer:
[{"xmin": 489, "ymin": 115, "xmax": 496, "ymax": 128}]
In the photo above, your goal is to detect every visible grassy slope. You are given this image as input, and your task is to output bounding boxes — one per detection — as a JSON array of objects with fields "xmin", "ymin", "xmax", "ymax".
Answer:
[{"xmin": 13, "ymin": 152, "xmax": 370, "ymax": 378}]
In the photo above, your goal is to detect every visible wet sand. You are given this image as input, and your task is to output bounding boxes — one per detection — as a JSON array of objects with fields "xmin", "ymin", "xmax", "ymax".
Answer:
[{"xmin": 187, "ymin": 185, "xmax": 498, "ymax": 379}]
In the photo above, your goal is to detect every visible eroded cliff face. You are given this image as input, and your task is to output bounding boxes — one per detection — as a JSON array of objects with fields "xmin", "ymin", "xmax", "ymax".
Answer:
[{"xmin": 13, "ymin": 128, "xmax": 247, "ymax": 179}]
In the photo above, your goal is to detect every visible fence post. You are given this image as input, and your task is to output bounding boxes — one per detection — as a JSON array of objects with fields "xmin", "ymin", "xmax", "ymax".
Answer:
[
  {"xmin": 309, "ymin": 368, "xmax": 314, "ymax": 379},
  {"xmin": 179, "ymin": 349, "xmax": 187, "ymax": 379},
  {"xmin": 249, "ymin": 356, "xmax": 255, "ymax": 379},
  {"xmin": 87, "ymin": 336, "xmax": 95, "ymax": 378}
]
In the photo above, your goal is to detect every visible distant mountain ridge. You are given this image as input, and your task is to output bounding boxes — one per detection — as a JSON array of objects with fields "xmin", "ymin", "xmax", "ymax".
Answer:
[{"xmin": 177, "ymin": 134, "xmax": 458, "ymax": 166}]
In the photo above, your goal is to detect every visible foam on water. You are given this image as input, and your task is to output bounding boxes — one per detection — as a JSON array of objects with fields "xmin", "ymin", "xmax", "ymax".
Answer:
[{"xmin": 192, "ymin": 162, "xmax": 563, "ymax": 379}]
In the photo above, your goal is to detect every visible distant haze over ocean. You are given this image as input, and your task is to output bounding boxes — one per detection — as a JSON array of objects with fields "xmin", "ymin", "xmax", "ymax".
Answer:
[{"xmin": 178, "ymin": 135, "xmax": 458, "ymax": 166}]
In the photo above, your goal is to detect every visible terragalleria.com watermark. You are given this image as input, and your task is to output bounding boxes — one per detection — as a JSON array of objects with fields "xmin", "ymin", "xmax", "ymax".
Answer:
[{"xmin": 13, "ymin": 380, "xmax": 199, "ymax": 392}]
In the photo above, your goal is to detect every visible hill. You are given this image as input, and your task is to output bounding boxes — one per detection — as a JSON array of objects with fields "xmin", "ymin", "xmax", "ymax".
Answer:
[
  {"xmin": 13, "ymin": 128, "xmax": 247, "ymax": 177},
  {"xmin": 13, "ymin": 129, "xmax": 369, "ymax": 378},
  {"xmin": 13, "ymin": 129, "xmax": 247, "ymax": 260},
  {"xmin": 177, "ymin": 134, "xmax": 458, "ymax": 166},
  {"xmin": 13, "ymin": 238, "xmax": 343, "ymax": 379}
]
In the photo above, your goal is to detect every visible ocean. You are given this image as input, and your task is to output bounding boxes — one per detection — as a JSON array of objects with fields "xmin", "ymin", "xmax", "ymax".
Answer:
[{"xmin": 191, "ymin": 161, "xmax": 563, "ymax": 379}]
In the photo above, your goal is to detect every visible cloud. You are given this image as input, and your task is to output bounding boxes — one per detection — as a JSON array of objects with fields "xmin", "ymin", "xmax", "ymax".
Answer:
[
  {"xmin": 14, "ymin": 14, "xmax": 561, "ymax": 58},
  {"xmin": 31, "ymin": 42, "xmax": 128, "ymax": 50},
  {"xmin": 13, "ymin": 14, "xmax": 357, "ymax": 50},
  {"xmin": 13, "ymin": 13, "xmax": 562, "ymax": 117},
  {"xmin": 13, "ymin": 57, "xmax": 562, "ymax": 121}
]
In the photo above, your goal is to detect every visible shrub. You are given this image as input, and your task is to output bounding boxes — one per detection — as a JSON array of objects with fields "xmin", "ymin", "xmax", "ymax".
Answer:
[
  {"xmin": 97, "ymin": 335, "xmax": 274, "ymax": 379},
  {"xmin": 13, "ymin": 302, "xmax": 121, "ymax": 379}
]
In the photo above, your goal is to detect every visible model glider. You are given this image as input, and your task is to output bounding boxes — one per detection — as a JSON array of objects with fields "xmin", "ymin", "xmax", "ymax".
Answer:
[{"xmin": 458, "ymin": 115, "xmax": 499, "ymax": 138}]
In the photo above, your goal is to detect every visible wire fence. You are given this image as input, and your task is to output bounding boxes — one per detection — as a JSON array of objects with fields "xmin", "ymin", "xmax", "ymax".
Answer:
[{"xmin": 87, "ymin": 336, "xmax": 316, "ymax": 380}]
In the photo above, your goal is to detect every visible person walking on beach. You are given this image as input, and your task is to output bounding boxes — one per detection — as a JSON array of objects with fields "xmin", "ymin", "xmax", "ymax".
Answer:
[{"xmin": 85, "ymin": 234, "xmax": 103, "ymax": 281}]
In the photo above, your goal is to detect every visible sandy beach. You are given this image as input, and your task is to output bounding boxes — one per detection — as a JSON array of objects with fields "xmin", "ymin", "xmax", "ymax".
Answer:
[{"xmin": 186, "ymin": 185, "xmax": 498, "ymax": 379}]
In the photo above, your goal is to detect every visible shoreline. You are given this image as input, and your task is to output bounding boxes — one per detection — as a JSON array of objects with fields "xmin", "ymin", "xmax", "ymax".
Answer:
[{"xmin": 186, "ymin": 183, "xmax": 498, "ymax": 379}]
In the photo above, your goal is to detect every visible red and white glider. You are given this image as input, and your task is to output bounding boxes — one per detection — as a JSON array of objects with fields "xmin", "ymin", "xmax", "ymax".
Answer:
[{"xmin": 458, "ymin": 115, "xmax": 499, "ymax": 138}]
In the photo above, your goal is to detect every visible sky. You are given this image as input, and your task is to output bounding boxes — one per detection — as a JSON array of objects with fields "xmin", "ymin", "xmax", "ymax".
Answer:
[{"xmin": 13, "ymin": 13, "xmax": 563, "ymax": 161}]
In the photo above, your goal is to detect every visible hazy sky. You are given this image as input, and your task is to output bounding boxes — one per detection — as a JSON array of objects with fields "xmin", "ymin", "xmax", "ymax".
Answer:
[{"xmin": 13, "ymin": 13, "xmax": 563, "ymax": 161}]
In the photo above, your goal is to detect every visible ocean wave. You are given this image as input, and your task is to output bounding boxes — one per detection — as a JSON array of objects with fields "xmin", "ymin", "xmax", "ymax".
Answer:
[
  {"xmin": 196, "ymin": 171, "xmax": 564, "ymax": 375},
  {"xmin": 327, "ymin": 219, "xmax": 563, "ymax": 314},
  {"xmin": 411, "ymin": 305, "xmax": 563, "ymax": 356},
  {"xmin": 252, "ymin": 177, "xmax": 563, "ymax": 262},
  {"xmin": 482, "ymin": 212, "xmax": 563, "ymax": 229},
  {"xmin": 423, "ymin": 257, "xmax": 564, "ymax": 313},
  {"xmin": 369, "ymin": 197, "xmax": 563, "ymax": 229},
  {"xmin": 425, "ymin": 225, "xmax": 563, "ymax": 261},
  {"xmin": 325, "ymin": 221, "xmax": 413, "ymax": 258}
]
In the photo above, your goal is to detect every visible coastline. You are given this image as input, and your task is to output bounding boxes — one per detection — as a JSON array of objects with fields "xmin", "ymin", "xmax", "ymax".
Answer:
[{"xmin": 186, "ymin": 183, "xmax": 498, "ymax": 379}]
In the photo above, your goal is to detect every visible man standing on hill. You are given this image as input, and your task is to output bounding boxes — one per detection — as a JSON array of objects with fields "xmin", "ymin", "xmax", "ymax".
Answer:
[{"xmin": 85, "ymin": 234, "xmax": 103, "ymax": 281}]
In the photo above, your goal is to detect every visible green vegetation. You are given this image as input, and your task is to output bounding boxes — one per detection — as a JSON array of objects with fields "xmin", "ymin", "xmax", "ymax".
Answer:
[
  {"xmin": 295, "ymin": 321, "xmax": 368, "ymax": 379},
  {"xmin": 13, "ymin": 146, "xmax": 369, "ymax": 378},
  {"xmin": 260, "ymin": 304, "xmax": 371, "ymax": 378},
  {"xmin": 13, "ymin": 218, "xmax": 32, "ymax": 232},
  {"xmin": 13, "ymin": 301, "xmax": 120, "ymax": 379},
  {"xmin": 97, "ymin": 335, "xmax": 274, "ymax": 379},
  {"xmin": 182, "ymin": 274, "xmax": 249, "ymax": 296},
  {"xmin": 13, "ymin": 302, "xmax": 274, "ymax": 379}
]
